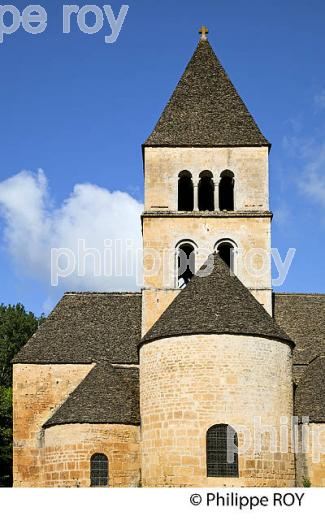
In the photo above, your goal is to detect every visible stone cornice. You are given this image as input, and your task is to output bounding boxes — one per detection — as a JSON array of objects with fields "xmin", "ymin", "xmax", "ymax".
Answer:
[{"xmin": 142, "ymin": 210, "xmax": 273, "ymax": 219}]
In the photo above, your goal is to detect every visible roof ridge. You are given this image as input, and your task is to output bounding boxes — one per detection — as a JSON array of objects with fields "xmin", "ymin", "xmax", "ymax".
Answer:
[
  {"xmin": 308, "ymin": 354, "xmax": 325, "ymax": 365},
  {"xmin": 64, "ymin": 291, "xmax": 141, "ymax": 296},
  {"xmin": 275, "ymin": 292, "xmax": 325, "ymax": 297}
]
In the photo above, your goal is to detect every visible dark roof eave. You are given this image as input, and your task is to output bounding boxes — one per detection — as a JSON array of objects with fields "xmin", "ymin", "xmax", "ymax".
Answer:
[
  {"xmin": 138, "ymin": 330, "xmax": 295, "ymax": 351},
  {"xmin": 43, "ymin": 419, "xmax": 141, "ymax": 429},
  {"xmin": 142, "ymin": 142, "xmax": 272, "ymax": 150},
  {"xmin": 297, "ymin": 417, "xmax": 325, "ymax": 424},
  {"xmin": 12, "ymin": 359, "xmax": 95, "ymax": 365}
]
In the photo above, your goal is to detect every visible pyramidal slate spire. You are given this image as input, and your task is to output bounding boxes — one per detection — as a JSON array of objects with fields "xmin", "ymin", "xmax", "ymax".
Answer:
[
  {"xmin": 145, "ymin": 29, "xmax": 269, "ymax": 147},
  {"xmin": 139, "ymin": 253, "xmax": 293, "ymax": 347}
]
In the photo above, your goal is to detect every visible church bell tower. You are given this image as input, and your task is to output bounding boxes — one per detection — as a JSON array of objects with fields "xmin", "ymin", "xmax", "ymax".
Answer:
[{"xmin": 141, "ymin": 28, "xmax": 272, "ymax": 334}]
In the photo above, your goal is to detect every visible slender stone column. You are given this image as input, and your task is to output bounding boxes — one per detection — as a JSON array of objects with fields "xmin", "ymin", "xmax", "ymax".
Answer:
[
  {"xmin": 214, "ymin": 181, "xmax": 219, "ymax": 211},
  {"xmin": 193, "ymin": 184, "xmax": 199, "ymax": 211}
]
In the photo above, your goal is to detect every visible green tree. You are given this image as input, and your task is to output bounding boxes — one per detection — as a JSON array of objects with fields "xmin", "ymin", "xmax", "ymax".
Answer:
[
  {"xmin": 0, "ymin": 386, "xmax": 12, "ymax": 486},
  {"xmin": 0, "ymin": 304, "xmax": 45, "ymax": 486}
]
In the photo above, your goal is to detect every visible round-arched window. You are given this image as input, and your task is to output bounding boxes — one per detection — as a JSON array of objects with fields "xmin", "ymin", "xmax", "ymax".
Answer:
[
  {"xmin": 216, "ymin": 240, "xmax": 236, "ymax": 271},
  {"xmin": 198, "ymin": 171, "xmax": 214, "ymax": 211},
  {"xmin": 219, "ymin": 170, "xmax": 234, "ymax": 211},
  {"xmin": 177, "ymin": 242, "xmax": 196, "ymax": 288},
  {"xmin": 206, "ymin": 424, "xmax": 239, "ymax": 477},
  {"xmin": 90, "ymin": 453, "xmax": 108, "ymax": 487},
  {"xmin": 178, "ymin": 171, "xmax": 194, "ymax": 211}
]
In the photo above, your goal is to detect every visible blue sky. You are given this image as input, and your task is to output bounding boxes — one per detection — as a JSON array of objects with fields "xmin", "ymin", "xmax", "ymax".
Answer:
[{"xmin": 0, "ymin": 0, "xmax": 324, "ymax": 316}]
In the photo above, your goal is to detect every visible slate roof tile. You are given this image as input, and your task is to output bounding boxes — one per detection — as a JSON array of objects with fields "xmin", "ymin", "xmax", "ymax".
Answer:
[
  {"xmin": 295, "ymin": 356, "xmax": 325, "ymax": 423},
  {"xmin": 44, "ymin": 363, "xmax": 140, "ymax": 427},
  {"xmin": 140, "ymin": 253, "xmax": 293, "ymax": 347},
  {"xmin": 273, "ymin": 293, "xmax": 325, "ymax": 365},
  {"xmin": 13, "ymin": 293, "xmax": 142, "ymax": 364},
  {"xmin": 145, "ymin": 39, "xmax": 269, "ymax": 147}
]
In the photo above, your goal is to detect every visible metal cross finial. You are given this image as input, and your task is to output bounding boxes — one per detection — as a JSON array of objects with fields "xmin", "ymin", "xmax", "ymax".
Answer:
[{"xmin": 199, "ymin": 25, "xmax": 209, "ymax": 40}]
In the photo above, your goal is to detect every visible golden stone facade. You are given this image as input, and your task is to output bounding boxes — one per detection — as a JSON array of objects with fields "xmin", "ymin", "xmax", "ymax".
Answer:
[
  {"xmin": 13, "ymin": 364, "xmax": 93, "ymax": 487},
  {"xmin": 12, "ymin": 34, "xmax": 325, "ymax": 488},
  {"xmin": 142, "ymin": 146, "xmax": 273, "ymax": 323},
  {"xmin": 140, "ymin": 335, "xmax": 295, "ymax": 487}
]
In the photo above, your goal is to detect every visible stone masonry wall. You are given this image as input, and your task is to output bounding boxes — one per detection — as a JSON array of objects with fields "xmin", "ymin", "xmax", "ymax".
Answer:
[
  {"xmin": 142, "ymin": 146, "xmax": 272, "ymax": 319},
  {"xmin": 296, "ymin": 423, "xmax": 325, "ymax": 487},
  {"xmin": 142, "ymin": 289, "xmax": 180, "ymax": 335},
  {"xmin": 144, "ymin": 147, "xmax": 269, "ymax": 212},
  {"xmin": 43, "ymin": 424, "xmax": 140, "ymax": 487},
  {"xmin": 142, "ymin": 214, "xmax": 273, "ymax": 329},
  {"xmin": 140, "ymin": 334, "xmax": 295, "ymax": 487},
  {"xmin": 142, "ymin": 215, "xmax": 272, "ymax": 290},
  {"xmin": 13, "ymin": 363, "xmax": 93, "ymax": 486}
]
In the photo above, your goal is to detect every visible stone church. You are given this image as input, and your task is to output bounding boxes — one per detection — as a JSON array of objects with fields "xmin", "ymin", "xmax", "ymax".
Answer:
[{"xmin": 13, "ymin": 29, "xmax": 325, "ymax": 487}]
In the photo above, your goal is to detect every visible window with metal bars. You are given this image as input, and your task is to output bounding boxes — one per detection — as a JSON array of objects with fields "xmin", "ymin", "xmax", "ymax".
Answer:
[
  {"xmin": 90, "ymin": 453, "xmax": 108, "ymax": 487},
  {"xmin": 206, "ymin": 424, "xmax": 239, "ymax": 477}
]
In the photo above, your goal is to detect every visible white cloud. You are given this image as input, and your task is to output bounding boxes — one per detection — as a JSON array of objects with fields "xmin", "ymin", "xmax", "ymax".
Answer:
[
  {"xmin": 281, "ymin": 125, "xmax": 325, "ymax": 211},
  {"xmin": 273, "ymin": 204, "xmax": 291, "ymax": 227},
  {"xmin": 300, "ymin": 145, "xmax": 325, "ymax": 208},
  {"xmin": 0, "ymin": 170, "xmax": 143, "ymax": 291},
  {"xmin": 282, "ymin": 134, "xmax": 315, "ymax": 159},
  {"xmin": 314, "ymin": 89, "xmax": 325, "ymax": 110}
]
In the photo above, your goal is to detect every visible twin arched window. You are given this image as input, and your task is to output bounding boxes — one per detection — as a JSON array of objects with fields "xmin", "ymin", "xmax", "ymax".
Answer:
[
  {"xmin": 178, "ymin": 170, "xmax": 234, "ymax": 211},
  {"xmin": 176, "ymin": 239, "xmax": 236, "ymax": 287},
  {"xmin": 206, "ymin": 424, "xmax": 239, "ymax": 477},
  {"xmin": 90, "ymin": 453, "xmax": 108, "ymax": 487}
]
